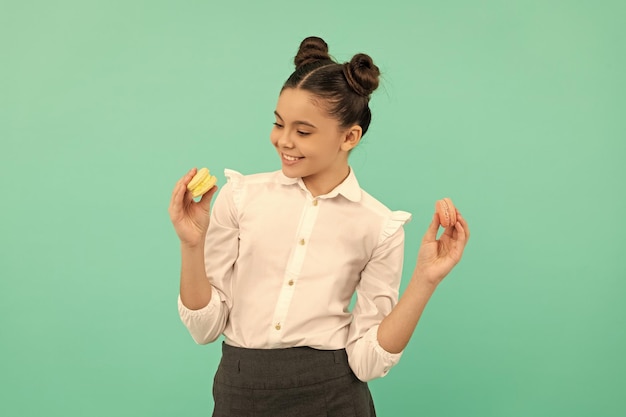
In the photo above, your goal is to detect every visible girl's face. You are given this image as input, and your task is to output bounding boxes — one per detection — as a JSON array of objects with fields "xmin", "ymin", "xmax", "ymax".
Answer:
[{"xmin": 270, "ymin": 88, "xmax": 362, "ymax": 196}]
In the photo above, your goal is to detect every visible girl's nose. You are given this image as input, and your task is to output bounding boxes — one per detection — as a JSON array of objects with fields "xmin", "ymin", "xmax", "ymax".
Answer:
[{"xmin": 277, "ymin": 130, "xmax": 294, "ymax": 149}]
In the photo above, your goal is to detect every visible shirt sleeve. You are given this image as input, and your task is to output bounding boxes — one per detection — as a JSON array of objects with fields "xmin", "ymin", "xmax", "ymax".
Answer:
[
  {"xmin": 177, "ymin": 170, "xmax": 242, "ymax": 344},
  {"xmin": 345, "ymin": 210, "xmax": 411, "ymax": 381}
]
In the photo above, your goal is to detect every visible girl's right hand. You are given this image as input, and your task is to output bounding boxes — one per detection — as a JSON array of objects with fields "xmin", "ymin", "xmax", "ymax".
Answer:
[{"xmin": 168, "ymin": 168, "xmax": 218, "ymax": 248}]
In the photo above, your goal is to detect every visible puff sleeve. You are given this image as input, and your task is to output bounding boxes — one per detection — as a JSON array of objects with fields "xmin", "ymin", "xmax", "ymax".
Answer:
[
  {"xmin": 345, "ymin": 210, "xmax": 412, "ymax": 381},
  {"xmin": 177, "ymin": 169, "xmax": 243, "ymax": 344}
]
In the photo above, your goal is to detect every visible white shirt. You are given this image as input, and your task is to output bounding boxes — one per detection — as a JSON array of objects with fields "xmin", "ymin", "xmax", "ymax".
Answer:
[{"xmin": 178, "ymin": 167, "xmax": 412, "ymax": 382}]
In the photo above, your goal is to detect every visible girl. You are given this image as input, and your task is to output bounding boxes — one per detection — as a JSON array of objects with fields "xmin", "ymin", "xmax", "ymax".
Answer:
[{"xmin": 169, "ymin": 36, "xmax": 470, "ymax": 417}]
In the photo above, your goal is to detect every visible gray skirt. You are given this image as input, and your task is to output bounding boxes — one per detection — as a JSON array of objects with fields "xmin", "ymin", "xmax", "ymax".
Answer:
[{"xmin": 212, "ymin": 342, "xmax": 376, "ymax": 417}]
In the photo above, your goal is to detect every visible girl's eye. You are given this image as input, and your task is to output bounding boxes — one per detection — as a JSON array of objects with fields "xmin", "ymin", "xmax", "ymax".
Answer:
[
  {"xmin": 273, "ymin": 122, "xmax": 283, "ymax": 128},
  {"xmin": 297, "ymin": 131, "xmax": 311, "ymax": 136}
]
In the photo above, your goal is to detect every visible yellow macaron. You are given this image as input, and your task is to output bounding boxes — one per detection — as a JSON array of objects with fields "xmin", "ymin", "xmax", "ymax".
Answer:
[{"xmin": 187, "ymin": 167, "xmax": 217, "ymax": 198}]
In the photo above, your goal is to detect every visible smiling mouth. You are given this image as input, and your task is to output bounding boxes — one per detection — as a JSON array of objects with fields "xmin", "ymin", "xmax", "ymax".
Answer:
[{"xmin": 282, "ymin": 153, "xmax": 304, "ymax": 161}]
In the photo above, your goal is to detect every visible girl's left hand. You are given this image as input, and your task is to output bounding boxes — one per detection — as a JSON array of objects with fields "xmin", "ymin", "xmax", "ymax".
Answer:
[{"xmin": 414, "ymin": 209, "xmax": 470, "ymax": 285}]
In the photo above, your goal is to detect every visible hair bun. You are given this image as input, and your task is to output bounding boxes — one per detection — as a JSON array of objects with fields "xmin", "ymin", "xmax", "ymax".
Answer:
[
  {"xmin": 343, "ymin": 53, "xmax": 380, "ymax": 97},
  {"xmin": 294, "ymin": 36, "xmax": 331, "ymax": 69}
]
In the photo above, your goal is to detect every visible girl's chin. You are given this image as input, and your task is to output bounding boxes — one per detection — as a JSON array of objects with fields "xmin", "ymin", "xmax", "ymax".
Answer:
[
  {"xmin": 281, "ymin": 166, "xmax": 301, "ymax": 178},
  {"xmin": 280, "ymin": 158, "xmax": 308, "ymax": 177}
]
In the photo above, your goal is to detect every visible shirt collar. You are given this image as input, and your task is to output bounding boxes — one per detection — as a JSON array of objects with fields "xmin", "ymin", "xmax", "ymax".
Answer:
[{"xmin": 275, "ymin": 167, "xmax": 362, "ymax": 202}]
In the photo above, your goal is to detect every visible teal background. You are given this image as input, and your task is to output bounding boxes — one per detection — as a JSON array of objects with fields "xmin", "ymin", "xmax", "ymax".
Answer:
[{"xmin": 1, "ymin": 1, "xmax": 625, "ymax": 416}]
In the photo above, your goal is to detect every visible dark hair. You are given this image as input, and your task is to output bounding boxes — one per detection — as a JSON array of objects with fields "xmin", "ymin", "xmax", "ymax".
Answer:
[{"xmin": 282, "ymin": 36, "xmax": 380, "ymax": 136}]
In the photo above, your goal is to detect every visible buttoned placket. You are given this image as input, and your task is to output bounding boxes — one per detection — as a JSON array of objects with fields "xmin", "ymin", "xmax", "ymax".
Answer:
[{"xmin": 267, "ymin": 196, "xmax": 320, "ymax": 346}]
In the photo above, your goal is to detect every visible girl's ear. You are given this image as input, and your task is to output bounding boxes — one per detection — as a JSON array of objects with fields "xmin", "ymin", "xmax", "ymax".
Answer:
[{"xmin": 341, "ymin": 125, "xmax": 362, "ymax": 152}]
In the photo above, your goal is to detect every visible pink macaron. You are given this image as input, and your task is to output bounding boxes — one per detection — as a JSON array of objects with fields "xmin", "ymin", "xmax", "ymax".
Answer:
[{"xmin": 435, "ymin": 197, "xmax": 457, "ymax": 228}]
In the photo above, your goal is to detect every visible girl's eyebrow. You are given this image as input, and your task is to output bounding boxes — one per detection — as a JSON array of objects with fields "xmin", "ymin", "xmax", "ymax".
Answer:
[{"xmin": 274, "ymin": 111, "xmax": 317, "ymax": 129}]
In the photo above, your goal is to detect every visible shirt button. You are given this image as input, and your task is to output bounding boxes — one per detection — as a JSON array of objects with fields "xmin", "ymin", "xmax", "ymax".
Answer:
[
  {"xmin": 299, "ymin": 238, "xmax": 305, "ymax": 245},
  {"xmin": 275, "ymin": 323, "xmax": 281, "ymax": 330},
  {"xmin": 312, "ymin": 199, "xmax": 318, "ymax": 206},
  {"xmin": 288, "ymin": 279, "xmax": 294, "ymax": 286}
]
